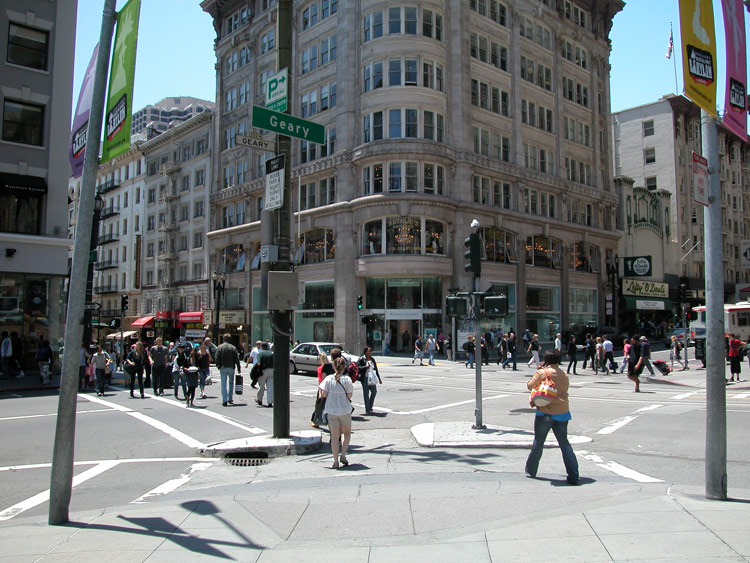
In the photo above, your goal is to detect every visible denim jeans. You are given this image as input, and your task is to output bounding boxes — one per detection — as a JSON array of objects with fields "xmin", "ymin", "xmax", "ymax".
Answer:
[
  {"xmin": 361, "ymin": 378, "xmax": 377, "ymax": 412},
  {"xmin": 199, "ymin": 368, "xmax": 210, "ymax": 389},
  {"xmin": 502, "ymin": 352, "xmax": 517, "ymax": 369},
  {"xmin": 428, "ymin": 350, "xmax": 435, "ymax": 365},
  {"xmin": 173, "ymin": 369, "xmax": 187, "ymax": 398},
  {"xmin": 220, "ymin": 367, "xmax": 235, "ymax": 403},
  {"xmin": 95, "ymin": 368, "xmax": 106, "ymax": 394},
  {"xmin": 465, "ymin": 352, "xmax": 475, "ymax": 368},
  {"xmin": 525, "ymin": 414, "xmax": 579, "ymax": 484}
]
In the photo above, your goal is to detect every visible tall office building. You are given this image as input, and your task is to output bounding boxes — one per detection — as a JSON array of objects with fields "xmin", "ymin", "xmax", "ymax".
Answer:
[
  {"xmin": 613, "ymin": 95, "xmax": 750, "ymax": 308},
  {"xmin": 201, "ymin": 0, "xmax": 624, "ymax": 352},
  {"xmin": 0, "ymin": 2, "xmax": 77, "ymax": 366},
  {"xmin": 131, "ymin": 96, "xmax": 215, "ymax": 136}
]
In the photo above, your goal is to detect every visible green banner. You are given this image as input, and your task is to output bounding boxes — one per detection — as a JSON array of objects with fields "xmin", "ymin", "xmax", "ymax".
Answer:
[{"xmin": 101, "ymin": 0, "xmax": 141, "ymax": 163}]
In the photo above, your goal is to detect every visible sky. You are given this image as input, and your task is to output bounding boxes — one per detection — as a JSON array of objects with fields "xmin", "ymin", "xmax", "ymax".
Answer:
[{"xmin": 72, "ymin": 0, "xmax": 750, "ymax": 118}]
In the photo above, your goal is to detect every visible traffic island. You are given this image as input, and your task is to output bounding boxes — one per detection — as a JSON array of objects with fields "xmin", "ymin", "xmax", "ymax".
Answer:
[
  {"xmin": 411, "ymin": 421, "xmax": 592, "ymax": 448},
  {"xmin": 199, "ymin": 430, "xmax": 322, "ymax": 460}
]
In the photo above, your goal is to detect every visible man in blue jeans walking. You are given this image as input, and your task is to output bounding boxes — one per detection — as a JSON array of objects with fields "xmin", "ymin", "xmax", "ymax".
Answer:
[
  {"xmin": 214, "ymin": 333, "xmax": 241, "ymax": 407},
  {"xmin": 464, "ymin": 336, "xmax": 475, "ymax": 369}
]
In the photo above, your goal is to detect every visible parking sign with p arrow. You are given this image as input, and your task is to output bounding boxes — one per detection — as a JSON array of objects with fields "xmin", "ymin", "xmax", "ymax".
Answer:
[{"xmin": 266, "ymin": 68, "xmax": 288, "ymax": 113}]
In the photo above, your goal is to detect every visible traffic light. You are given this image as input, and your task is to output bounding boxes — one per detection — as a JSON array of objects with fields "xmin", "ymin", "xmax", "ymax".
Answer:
[
  {"xmin": 110, "ymin": 318, "xmax": 121, "ymax": 329},
  {"xmin": 121, "ymin": 294, "xmax": 128, "ymax": 311},
  {"xmin": 679, "ymin": 283, "xmax": 687, "ymax": 301},
  {"xmin": 464, "ymin": 233, "xmax": 481, "ymax": 277},
  {"xmin": 484, "ymin": 294, "xmax": 508, "ymax": 317},
  {"xmin": 357, "ymin": 295, "xmax": 363, "ymax": 310},
  {"xmin": 446, "ymin": 296, "xmax": 468, "ymax": 317}
]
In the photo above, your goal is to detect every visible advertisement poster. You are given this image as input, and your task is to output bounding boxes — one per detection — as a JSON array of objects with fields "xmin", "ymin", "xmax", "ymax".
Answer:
[
  {"xmin": 679, "ymin": 0, "xmax": 717, "ymax": 115},
  {"xmin": 721, "ymin": 0, "xmax": 747, "ymax": 139}
]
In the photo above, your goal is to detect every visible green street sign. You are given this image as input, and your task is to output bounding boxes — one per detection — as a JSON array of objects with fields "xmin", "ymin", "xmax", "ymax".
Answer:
[{"xmin": 252, "ymin": 105, "xmax": 325, "ymax": 144}]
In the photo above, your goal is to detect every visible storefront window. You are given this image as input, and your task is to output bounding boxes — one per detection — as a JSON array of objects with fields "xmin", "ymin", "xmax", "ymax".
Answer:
[
  {"xmin": 294, "ymin": 312, "xmax": 334, "ymax": 342},
  {"xmin": 482, "ymin": 227, "xmax": 518, "ymax": 263},
  {"xmin": 304, "ymin": 280, "xmax": 334, "ymax": 309},
  {"xmin": 387, "ymin": 217, "xmax": 421, "ymax": 254},
  {"xmin": 570, "ymin": 242, "xmax": 600, "ymax": 273},
  {"xmin": 0, "ymin": 194, "xmax": 41, "ymax": 234},
  {"xmin": 424, "ymin": 220, "xmax": 444, "ymax": 254},
  {"xmin": 301, "ymin": 228, "xmax": 335, "ymax": 263},
  {"xmin": 363, "ymin": 220, "xmax": 383, "ymax": 255},
  {"xmin": 362, "ymin": 217, "xmax": 446, "ymax": 256},
  {"xmin": 569, "ymin": 287, "xmax": 597, "ymax": 327},
  {"xmin": 366, "ymin": 277, "xmax": 385, "ymax": 308},
  {"xmin": 387, "ymin": 277, "xmax": 421, "ymax": 309},
  {"xmin": 423, "ymin": 277, "xmax": 442, "ymax": 309},
  {"xmin": 526, "ymin": 285, "xmax": 560, "ymax": 341},
  {"xmin": 525, "ymin": 235, "xmax": 561, "ymax": 268}
]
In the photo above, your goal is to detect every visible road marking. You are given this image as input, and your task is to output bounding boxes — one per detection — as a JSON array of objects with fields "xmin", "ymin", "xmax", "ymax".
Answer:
[
  {"xmin": 130, "ymin": 462, "xmax": 213, "ymax": 504},
  {"xmin": 371, "ymin": 394, "xmax": 510, "ymax": 415},
  {"xmin": 147, "ymin": 393, "xmax": 265, "ymax": 435},
  {"xmin": 0, "ymin": 408, "xmax": 112, "ymax": 422},
  {"xmin": 577, "ymin": 450, "xmax": 662, "ymax": 483},
  {"xmin": 671, "ymin": 391, "xmax": 701, "ymax": 400},
  {"xmin": 597, "ymin": 404, "xmax": 663, "ymax": 434},
  {"xmin": 732, "ymin": 393, "xmax": 750, "ymax": 399},
  {"xmin": 0, "ymin": 460, "xmax": 120, "ymax": 521},
  {"xmin": 0, "ymin": 457, "xmax": 209, "ymax": 473},
  {"xmin": 81, "ymin": 394, "xmax": 204, "ymax": 449}
]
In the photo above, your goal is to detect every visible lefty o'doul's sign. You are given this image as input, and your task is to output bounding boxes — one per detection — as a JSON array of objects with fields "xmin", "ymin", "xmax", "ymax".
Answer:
[{"xmin": 621, "ymin": 279, "xmax": 668, "ymax": 299}]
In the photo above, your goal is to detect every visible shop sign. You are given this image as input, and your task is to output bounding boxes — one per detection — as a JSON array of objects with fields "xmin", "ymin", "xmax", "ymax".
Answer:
[
  {"xmin": 623, "ymin": 256, "xmax": 652, "ymax": 277},
  {"xmin": 185, "ymin": 329, "xmax": 206, "ymax": 338},
  {"xmin": 220, "ymin": 310, "xmax": 245, "ymax": 324},
  {"xmin": 636, "ymin": 300, "xmax": 666, "ymax": 310},
  {"xmin": 386, "ymin": 310, "xmax": 422, "ymax": 320},
  {"xmin": 156, "ymin": 310, "xmax": 175, "ymax": 320},
  {"xmin": 622, "ymin": 279, "xmax": 668, "ymax": 298}
]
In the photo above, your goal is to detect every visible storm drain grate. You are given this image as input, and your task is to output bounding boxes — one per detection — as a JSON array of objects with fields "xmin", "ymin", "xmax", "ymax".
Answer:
[{"xmin": 224, "ymin": 452, "xmax": 270, "ymax": 467}]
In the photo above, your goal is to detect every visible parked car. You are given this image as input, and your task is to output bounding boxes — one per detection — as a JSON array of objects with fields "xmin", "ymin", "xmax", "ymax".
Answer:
[
  {"xmin": 567, "ymin": 325, "xmax": 629, "ymax": 349},
  {"xmin": 663, "ymin": 328, "xmax": 693, "ymax": 349},
  {"xmin": 289, "ymin": 342, "xmax": 357, "ymax": 374}
]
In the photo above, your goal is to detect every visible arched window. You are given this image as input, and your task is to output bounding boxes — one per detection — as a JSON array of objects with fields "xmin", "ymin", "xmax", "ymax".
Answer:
[{"xmin": 525, "ymin": 235, "xmax": 561, "ymax": 268}]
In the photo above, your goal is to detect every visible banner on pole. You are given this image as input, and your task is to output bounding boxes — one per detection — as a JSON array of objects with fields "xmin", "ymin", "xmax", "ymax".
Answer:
[
  {"xmin": 69, "ymin": 44, "xmax": 99, "ymax": 178},
  {"xmin": 679, "ymin": 0, "xmax": 717, "ymax": 116},
  {"xmin": 101, "ymin": 0, "xmax": 141, "ymax": 163},
  {"xmin": 721, "ymin": 0, "xmax": 747, "ymax": 139}
]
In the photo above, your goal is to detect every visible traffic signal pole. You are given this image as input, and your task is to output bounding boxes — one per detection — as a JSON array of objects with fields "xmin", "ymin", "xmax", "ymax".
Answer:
[{"xmin": 464, "ymin": 228, "xmax": 485, "ymax": 429}]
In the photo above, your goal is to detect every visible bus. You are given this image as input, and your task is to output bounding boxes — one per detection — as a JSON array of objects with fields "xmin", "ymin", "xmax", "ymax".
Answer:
[{"xmin": 690, "ymin": 301, "xmax": 750, "ymax": 343}]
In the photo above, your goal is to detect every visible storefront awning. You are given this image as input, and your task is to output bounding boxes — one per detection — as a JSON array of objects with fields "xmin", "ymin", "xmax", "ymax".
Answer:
[
  {"xmin": 130, "ymin": 316, "xmax": 155, "ymax": 328},
  {"xmin": 105, "ymin": 330, "xmax": 138, "ymax": 340},
  {"xmin": 178, "ymin": 311, "xmax": 203, "ymax": 322},
  {"xmin": 622, "ymin": 296, "xmax": 673, "ymax": 311},
  {"xmin": 0, "ymin": 172, "xmax": 47, "ymax": 195}
]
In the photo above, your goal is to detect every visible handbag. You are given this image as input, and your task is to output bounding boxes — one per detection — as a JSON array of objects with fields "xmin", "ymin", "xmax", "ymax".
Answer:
[
  {"xmin": 312, "ymin": 395, "xmax": 328, "ymax": 426},
  {"xmin": 123, "ymin": 362, "xmax": 135, "ymax": 376},
  {"xmin": 235, "ymin": 373, "xmax": 244, "ymax": 395},
  {"xmin": 529, "ymin": 369, "xmax": 558, "ymax": 408}
]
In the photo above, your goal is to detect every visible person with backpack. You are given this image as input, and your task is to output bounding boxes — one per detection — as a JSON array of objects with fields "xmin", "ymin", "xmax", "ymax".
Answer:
[
  {"xmin": 525, "ymin": 349, "xmax": 579, "ymax": 485},
  {"xmin": 669, "ymin": 335, "xmax": 688, "ymax": 371}
]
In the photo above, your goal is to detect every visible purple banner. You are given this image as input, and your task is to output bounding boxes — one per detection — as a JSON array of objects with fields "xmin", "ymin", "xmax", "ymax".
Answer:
[
  {"xmin": 722, "ymin": 0, "xmax": 747, "ymax": 139},
  {"xmin": 69, "ymin": 43, "xmax": 99, "ymax": 178}
]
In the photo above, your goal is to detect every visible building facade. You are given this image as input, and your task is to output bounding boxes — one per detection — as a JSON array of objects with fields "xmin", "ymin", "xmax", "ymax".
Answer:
[
  {"xmin": 201, "ymin": 0, "xmax": 625, "ymax": 352},
  {"xmin": 131, "ymin": 96, "xmax": 215, "ymax": 136},
  {"xmin": 0, "ymin": 1, "xmax": 77, "ymax": 367},
  {"xmin": 613, "ymin": 95, "xmax": 750, "ymax": 317}
]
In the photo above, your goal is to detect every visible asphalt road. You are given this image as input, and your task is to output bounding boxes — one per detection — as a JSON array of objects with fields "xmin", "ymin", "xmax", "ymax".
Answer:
[{"xmin": 1, "ymin": 347, "xmax": 749, "ymax": 525}]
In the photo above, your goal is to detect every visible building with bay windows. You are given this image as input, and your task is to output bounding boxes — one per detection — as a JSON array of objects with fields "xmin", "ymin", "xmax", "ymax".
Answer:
[
  {"xmin": 201, "ymin": 0, "xmax": 624, "ymax": 352},
  {"xmin": 1, "ymin": 1, "xmax": 76, "ymax": 367}
]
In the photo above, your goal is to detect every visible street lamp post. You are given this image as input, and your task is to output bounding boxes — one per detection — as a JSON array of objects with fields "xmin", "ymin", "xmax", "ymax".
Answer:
[
  {"xmin": 212, "ymin": 272, "xmax": 226, "ymax": 340},
  {"xmin": 605, "ymin": 254, "xmax": 620, "ymax": 329},
  {"xmin": 83, "ymin": 193, "xmax": 105, "ymax": 349}
]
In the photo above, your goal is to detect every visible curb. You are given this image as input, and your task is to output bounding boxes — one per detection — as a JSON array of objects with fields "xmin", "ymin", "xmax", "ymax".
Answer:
[
  {"xmin": 199, "ymin": 430, "xmax": 323, "ymax": 459},
  {"xmin": 410, "ymin": 421, "xmax": 593, "ymax": 448}
]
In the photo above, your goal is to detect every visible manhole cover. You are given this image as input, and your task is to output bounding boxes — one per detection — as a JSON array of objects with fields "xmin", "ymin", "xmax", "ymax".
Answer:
[
  {"xmin": 398, "ymin": 388, "xmax": 422, "ymax": 392},
  {"xmin": 224, "ymin": 452, "xmax": 270, "ymax": 467}
]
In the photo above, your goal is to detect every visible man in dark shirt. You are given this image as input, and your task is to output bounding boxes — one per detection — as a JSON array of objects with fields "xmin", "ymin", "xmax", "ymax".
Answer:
[
  {"xmin": 214, "ymin": 333, "xmax": 241, "ymax": 406},
  {"xmin": 148, "ymin": 337, "xmax": 169, "ymax": 396}
]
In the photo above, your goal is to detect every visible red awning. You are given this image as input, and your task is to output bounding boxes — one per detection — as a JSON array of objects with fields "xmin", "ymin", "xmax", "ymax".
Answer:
[
  {"xmin": 130, "ymin": 316, "xmax": 155, "ymax": 328},
  {"xmin": 178, "ymin": 311, "xmax": 203, "ymax": 322}
]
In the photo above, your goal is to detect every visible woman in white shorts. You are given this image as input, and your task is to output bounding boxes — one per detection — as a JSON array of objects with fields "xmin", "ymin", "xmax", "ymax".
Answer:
[{"xmin": 319, "ymin": 356, "xmax": 354, "ymax": 469}]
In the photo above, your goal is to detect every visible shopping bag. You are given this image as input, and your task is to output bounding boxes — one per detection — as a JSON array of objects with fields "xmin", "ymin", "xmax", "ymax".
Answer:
[
  {"xmin": 529, "ymin": 371, "xmax": 558, "ymax": 408},
  {"xmin": 235, "ymin": 373, "xmax": 244, "ymax": 395}
]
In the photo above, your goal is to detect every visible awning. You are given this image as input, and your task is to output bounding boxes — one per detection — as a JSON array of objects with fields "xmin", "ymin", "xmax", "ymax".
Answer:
[
  {"xmin": 622, "ymin": 296, "xmax": 673, "ymax": 311},
  {"xmin": 130, "ymin": 316, "xmax": 155, "ymax": 328},
  {"xmin": 0, "ymin": 172, "xmax": 47, "ymax": 195},
  {"xmin": 105, "ymin": 330, "xmax": 138, "ymax": 339},
  {"xmin": 178, "ymin": 311, "xmax": 203, "ymax": 322}
]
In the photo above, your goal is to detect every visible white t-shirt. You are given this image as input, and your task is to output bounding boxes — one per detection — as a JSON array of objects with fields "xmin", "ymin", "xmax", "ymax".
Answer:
[
  {"xmin": 602, "ymin": 340, "xmax": 613, "ymax": 353},
  {"xmin": 319, "ymin": 374, "xmax": 354, "ymax": 416}
]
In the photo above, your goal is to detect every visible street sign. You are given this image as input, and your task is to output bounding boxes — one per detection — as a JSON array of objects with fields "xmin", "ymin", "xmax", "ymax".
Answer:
[
  {"xmin": 84, "ymin": 302, "xmax": 102, "ymax": 311},
  {"xmin": 235, "ymin": 134, "xmax": 274, "ymax": 151},
  {"xmin": 265, "ymin": 68, "xmax": 288, "ymax": 113},
  {"xmin": 692, "ymin": 151, "xmax": 709, "ymax": 207},
  {"xmin": 252, "ymin": 105, "xmax": 325, "ymax": 144},
  {"xmin": 265, "ymin": 154, "xmax": 285, "ymax": 211}
]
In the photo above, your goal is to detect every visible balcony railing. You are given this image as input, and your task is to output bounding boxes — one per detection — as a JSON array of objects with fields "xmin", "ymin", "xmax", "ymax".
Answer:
[
  {"xmin": 97, "ymin": 232, "xmax": 120, "ymax": 245},
  {"xmin": 100, "ymin": 205, "xmax": 120, "ymax": 219},
  {"xmin": 158, "ymin": 222, "xmax": 178, "ymax": 232},
  {"xmin": 98, "ymin": 179, "xmax": 120, "ymax": 194},
  {"xmin": 100, "ymin": 308, "xmax": 122, "ymax": 317},
  {"xmin": 156, "ymin": 252, "xmax": 176, "ymax": 262},
  {"xmin": 94, "ymin": 259, "xmax": 119, "ymax": 270},
  {"xmin": 93, "ymin": 284, "xmax": 118, "ymax": 294}
]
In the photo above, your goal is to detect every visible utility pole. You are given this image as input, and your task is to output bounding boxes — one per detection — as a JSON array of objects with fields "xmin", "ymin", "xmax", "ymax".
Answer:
[
  {"xmin": 702, "ymin": 110, "xmax": 727, "ymax": 500},
  {"xmin": 49, "ymin": 0, "xmax": 116, "ymax": 525}
]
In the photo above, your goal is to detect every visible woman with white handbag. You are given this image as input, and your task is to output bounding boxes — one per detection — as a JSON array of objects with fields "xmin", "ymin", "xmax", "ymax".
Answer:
[{"xmin": 357, "ymin": 346, "xmax": 382, "ymax": 414}]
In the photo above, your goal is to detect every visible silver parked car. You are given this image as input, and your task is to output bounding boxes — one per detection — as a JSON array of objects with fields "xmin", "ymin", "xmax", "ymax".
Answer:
[{"xmin": 289, "ymin": 342, "xmax": 357, "ymax": 374}]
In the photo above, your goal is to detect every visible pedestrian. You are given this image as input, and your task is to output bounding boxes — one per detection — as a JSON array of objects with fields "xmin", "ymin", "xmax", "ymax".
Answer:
[
  {"xmin": 245, "ymin": 340, "xmax": 262, "ymax": 388},
  {"xmin": 522, "ymin": 328, "xmax": 531, "ymax": 349},
  {"xmin": 603, "ymin": 335, "xmax": 616, "ymax": 372},
  {"xmin": 425, "ymin": 334, "xmax": 437, "ymax": 365},
  {"xmin": 311, "ymin": 352, "xmax": 330, "ymax": 428},
  {"xmin": 554, "ymin": 333, "xmax": 562, "ymax": 353},
  {"xmin": 745, "ymin": 338, "xmax": 750, "ymax": 371},
  {"xmin": 595, "ymin": 337, "xmax": 608, "ymax": 375},
  {"xmin": 142, "ymin": 341, "xmax": 152, "ymax": 388},
  {"xmin": 214, "ymin": 333, "xmax": 242, "ymax": 407},
  {"xmin": 628, "ymin": 336, "xmax": 643, "ymax": 392},
  {"xmin": 171, "ymin": 343, "xmax": 189, "ymax": 399},
  {"xmin": 727, "ymin": 333, "xmax": 743, "ymax": 382},
  {"xmin": 497, "ymin": 334, "xmax": 508, "ymax": 367},
  {"xmin": 91, "ymin": 344, "xmax": 109, "ymax": 397},
  {"xmin": 196, "ymin": 340, "xmax": 212, "ymax": 398},
  {"xmin": 36, "ymin": 339, "xmax": 54, "ymax": 384},
  {"xmin": 583, "ymin": 334, "xmax": 595, "ymax": 370},
  {"xmin": 401, "ymin": 330, "xmax": 410, "ymax": 352},
  {"xmin": 464, "ymin": 335, "xmax": 475, "ymax": 369},
  {"xmin": 504, "ymin": 332, "xmax": 518, "ymax": 370},
  {"xmin": 412, "ymin": 334, "xmax": 424, "ymax": 365},
  {"xmin": 148, "ymin": 337, "xmax": 169, "ymax": 396},
  {"xmin": 383, "ymin": 330, "xmax": 391, "ymax": 356},
  {"xmin": 319, "ymin": 356, "xmax": 354, "ymax": 469},
  {"xmin": 255, "ymin": 340, "xmax": 274, "ymax": 407},
  {"xmin": 669, "ymin": 335, "xmax": 687, "ymax": 372},
  {"xmin": 79, "ymin": 342, "xmax": 91, "ymax": 391},
  {"xmin": 480, "ymin": 335, "xmax": 489, "ymax": 366},
  {"xmin": 638, "ymin": 336, "xmax": 655, "ymax": 376},
  {"xmin": 1, "ymin": 331, "xmax": 16, "ymax": 378},
  {"xmin": 184, "ymin": 348, "xmax": 201, "ymax": 407},
  {"xmin": 566, "ymin": 335, "xmax": 578, "ymax": 375},
  {"xmin": 525, "ymin": 349, "xmax": 579, "ymax": 485},
  {"xmin": 527, "ymin": 333, "xmax": 541, "ymax": 368},
  {"xmin": 125, "ymin": 341, "xmax": 146, "ymax": 398},
  {"xmin": 437, "ymin": 331, "xmax": 445, "ymax": 356},
  {"xmin": 357, "ymin": 346, "xmax": 382, "ymax": 414},
  {"xmin": 619, "ymin": 338, "xmax": 630, "ymax": 374}
]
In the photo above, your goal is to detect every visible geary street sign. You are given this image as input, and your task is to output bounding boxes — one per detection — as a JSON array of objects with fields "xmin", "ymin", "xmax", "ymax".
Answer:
[
  {"xmin": 236, "ymin": 134, "xmax": 274, "ymax": 151},
  {"xmin": 252, "ymin": 105, "xmax": 325, "ymax": 144}
]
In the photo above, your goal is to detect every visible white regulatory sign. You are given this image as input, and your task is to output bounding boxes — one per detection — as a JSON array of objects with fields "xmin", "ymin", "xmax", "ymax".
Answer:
[
  {"xmin": 264, "ymin": 154, "xmax": 285, "ymax": 211},
  {"xmin": 692, "ymin": 151, "xmax": 709, "ymax": 207}
]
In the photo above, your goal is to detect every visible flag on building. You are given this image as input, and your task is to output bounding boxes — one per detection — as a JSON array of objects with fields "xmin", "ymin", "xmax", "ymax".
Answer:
[
  {"xmin": 666, "ymin": 26, "xmax": 674, "ymax": 59},
  {"xmin": 101, "ymin": 0, "xmax": 141, "ymax": 163},
  {"xmin": 678, "ymin": 0, "xmax": 717, "ymax": 116},
  {"xmin": 68, "ymin": 43, "xmax": 98, "ymax": 178},
  {"xmin": 722, "ymin": 0, "xmax": 747, "ymax": 139}
]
